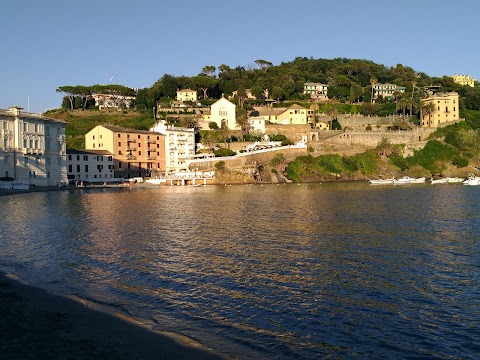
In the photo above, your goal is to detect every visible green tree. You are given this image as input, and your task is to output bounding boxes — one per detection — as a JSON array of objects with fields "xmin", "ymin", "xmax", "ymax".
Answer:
[
  {"xmin": 370, "ymin": 78, "xmax": 377, "ymax": 104},
  {"xmin": 191, "ymin": 76, "xmax": 217, "ymax": 99},
  {"xmin": 235, "ymin": 108, "xmax": 250, "ymax": 140},
  {"xmin": 201, "ymin": 65, "xmax": 216, "ymax": 77},
  {"xmin": 255, "ymin": 59, "xmax": 273, "ymax": 72}
]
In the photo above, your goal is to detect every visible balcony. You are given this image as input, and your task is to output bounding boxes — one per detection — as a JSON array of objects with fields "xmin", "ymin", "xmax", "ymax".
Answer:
[
  {"xmin": 147, "ymin": 140, "xmax": 157, "ymax": 144},
  {"xmin": 126, "ymin": 154, "xmax": 137, "ymax": 160},
  {"xmin": 147, "ymin": 156, "xmax": 157, "ymax": 160},
  {"xmin": 126, "ymin": 138, "xmax": 137, "ymax": 143},
  {"xmin": 126, "ymin": 146, "xmax": 137, "ymax": 151}
]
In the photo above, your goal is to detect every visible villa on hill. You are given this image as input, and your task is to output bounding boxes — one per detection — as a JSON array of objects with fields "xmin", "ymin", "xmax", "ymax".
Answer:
[
  {"xmin": 373, "ymin": 83, "xmax": 405, "ymax": 101},
  {"xmin": 254, "ymin": 104, "xmax": 308, "ymax": 125},
  {"xmin": 420, "ymin": 92, "xmax": 461, "ymax": 128}
]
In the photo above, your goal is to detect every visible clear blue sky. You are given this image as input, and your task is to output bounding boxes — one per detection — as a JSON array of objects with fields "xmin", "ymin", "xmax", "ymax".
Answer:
[{"xmin": 1, "ymin": 0, "xmax": 478, "ymax": 113}]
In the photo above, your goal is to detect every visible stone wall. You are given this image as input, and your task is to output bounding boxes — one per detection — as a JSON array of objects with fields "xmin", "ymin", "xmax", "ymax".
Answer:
[{"xmin": 188, "ymin": 147, "xmax": 307, "ymax": 171}]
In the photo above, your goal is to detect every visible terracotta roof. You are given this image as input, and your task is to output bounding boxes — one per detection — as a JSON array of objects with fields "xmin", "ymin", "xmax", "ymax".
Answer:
[{"xmin": 99, "ymin": 125, "xmax": 164, "ymax": 136}]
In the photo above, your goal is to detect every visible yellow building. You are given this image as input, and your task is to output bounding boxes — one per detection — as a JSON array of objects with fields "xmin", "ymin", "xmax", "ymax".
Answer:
[
  {"xmin": 451, "ymin": 74, "xmax": 476, "ymax": 87},
  {"xmin": 85, "ymin": 125, "xmax": 166, "ymax": 178},
  {"xmin": 255, "ymin": 104, "xmax": 308, "ymax": 125},
  {"xmin": 421, "ymin": 92, "xmax": 460, "ymax": 128},
  {"xmin": 176, "ymin": 89, "xmax": 198, "ymax": 102}
]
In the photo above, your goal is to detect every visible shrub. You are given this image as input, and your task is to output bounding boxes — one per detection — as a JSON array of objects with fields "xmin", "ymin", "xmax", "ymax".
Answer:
[
  {"xmin": 452, "ymin": 155, "xmax": 469, "ymax": 168},
  {"xmin": 215, "ymin": 161, "xmax": 225, "ymax": 169},
  {"xmin": 209, "ymin": 122, "xmax": 219, "ymax": 130},
  {"xmin": 214, "ymin": 148, "xmax": 236, "ymax": 157}
]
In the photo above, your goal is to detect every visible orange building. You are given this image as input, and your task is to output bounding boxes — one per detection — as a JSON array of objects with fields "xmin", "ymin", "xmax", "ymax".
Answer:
[{"xmin": 85, "ymin": 125, "xmax": 165, "ymax": 178}]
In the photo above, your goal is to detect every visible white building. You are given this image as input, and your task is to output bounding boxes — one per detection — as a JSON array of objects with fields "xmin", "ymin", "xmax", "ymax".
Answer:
[
  {"xmin": 247, "ymin": 112, "xmax": 266, "ymax": 134},
  {"xmin": 92, "ymin": 93, "xmax": 135, "ymax": 110},
  {"xmin": 206, "ymin": 97, "xmax": 236, "ymax": 130},
  {"xmin": 150, "ymin": 120, "xmax": 195, "ymax": 173},
  {"xmin": 373, "ymin": 83, "xmax": 405, "ymax": 101},
  {"xmin": 66, "ymin": 149, "xmax": 115, "ymax": 183},
  {"xmin": 304, "ymin": 82, "xmax": 329, "ymax": 100},
  {"xmin": 0, "ymin": 106, "xmax": 67, "ymax": 186}
]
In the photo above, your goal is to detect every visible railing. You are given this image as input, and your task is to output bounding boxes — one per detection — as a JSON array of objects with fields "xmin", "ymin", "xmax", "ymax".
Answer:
[{"xmin": 126, "ymin": 155, "xmax": 137, "ymax": 160}]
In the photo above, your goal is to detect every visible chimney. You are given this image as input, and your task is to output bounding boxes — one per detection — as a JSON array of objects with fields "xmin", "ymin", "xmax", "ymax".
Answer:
[{"xmin": 9, "ymin": 106, "xmax": 24, "ymax": 116}]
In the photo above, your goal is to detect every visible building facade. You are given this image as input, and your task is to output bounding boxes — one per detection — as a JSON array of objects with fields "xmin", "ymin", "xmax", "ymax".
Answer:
[
  {"xmin": 85, "ymin": 125, "xmax": 166, "ymax": 178},
  {"xmin": 176, "ymin": 89, "xmax": 198, "ymax": 102},
  {"xmin": 373, "ymin": 83, "xmax": 405, "ymax": 101},
  {"xmin": 205, "ymin": 97, "xmax": 237, "ymax": 130},
  {"xmin": 248, "ymin": 116, "xmax": 266, "ymax": 134},
  {"xmin": 421, "ymin": 92, "xmax": 460, "ymax": 128},
  {"xmin": 92, "ymin": 94, "xmax": 135, "ymax": 110},
  {"xmin": 0, "ymin": 106, "xmax": 67, "ymax": 186},
  {"xmin": 304, "ymin": 82, "xmax": 329, "ymax": 100},
  {"xmin": 451, "ymin": 74, "xmax": 476, "ymax": 87},
  {"xmin": 150, "ymin": 121, "xmax": 195, "ymax": 173},
  {"xmin": 66, "ymin": 149, "xmax": 115, "ymax": 183}
]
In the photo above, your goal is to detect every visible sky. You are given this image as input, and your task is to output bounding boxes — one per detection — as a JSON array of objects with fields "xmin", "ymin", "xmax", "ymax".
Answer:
[{"xmin": 1, "ymin": 0, "xmax": 479, "ymax": 113}]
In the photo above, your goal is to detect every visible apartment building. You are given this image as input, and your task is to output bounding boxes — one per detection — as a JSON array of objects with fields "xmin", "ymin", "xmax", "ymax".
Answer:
[
  {"xmin": 85, "ymin": 125, "xmax": 166, "ymax": 178},
  {"xmin": 150, "ymin": 120, "xmax": 195, "ymax": 173},
  {"xmin": 66, "ymin": 149, "xmax": 115, "ymax": 183},
  {"xmin": 421, "ymin": 92, "xmax": 460, "ymax": 128},
  {"xmin": 373, "ymin": 83, "xmax": 405, "ymax": 101},
  {"xmin": 451, "ymin": 74, "xmax": 476, "ymax": 87},
  {"xmin": 304, "ymin": 82, "xmax": 329, "ymax": 100},
  {"xmin": 0, "ymin": 106, "xmax": 67, "ymax": 186}
]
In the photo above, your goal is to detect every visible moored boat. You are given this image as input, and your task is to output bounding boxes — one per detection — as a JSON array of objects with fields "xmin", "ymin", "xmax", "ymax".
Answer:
[
  {"xmin": 431, "ymin": 178, "xmax": 448, "ymax": 185},
  {"xmin": 410, "ymin": 177, "xmax": 426, "ymax": 184},
  {"xmin": 446, "ymin": 177, "xmax": 465, "ymax": 183},
  {"xmin": 369, "ymin": 178, "xmax": 395, "ymax": 185},
  {"xmin": 463, "ymin": 173, "xmax": 480, "ymax": 186}
]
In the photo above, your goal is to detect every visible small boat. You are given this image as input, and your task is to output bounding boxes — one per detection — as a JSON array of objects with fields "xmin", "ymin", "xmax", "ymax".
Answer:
[
  {"xmin": 410, "ymin": 177, "xmax": 426, "ymax": 184},
  {"xmin": 369, "ymin": 178, "xmax": 394, "ymax": 185},
  {"xmin": 446, "ymin": 177, "xmax": 464, "ymax": 183},
  {"xmin": 431, "ymin": 178, "xmax": 448, "ymax": 185},
  {"xmin": 463, "ymin": 173, "xmax": 480, "ymax": 186},
  {"xmin": 394, "ymin": 176, "xmax": 412, "ymax": 185}
]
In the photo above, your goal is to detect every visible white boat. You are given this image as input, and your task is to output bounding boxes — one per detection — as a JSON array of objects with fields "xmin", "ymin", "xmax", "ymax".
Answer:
[
  {"xmin": 410, "ymin": 177, "xmax": 426, "ymax": 184},
  {"xmin": 394, "ymin": 176, "xmax": 412, "ymax": 185},
  {"xmin": 431, "ymin": 178, "xmax": 448, "ymax": 185},
  {"xmin": 369, "ymin": 178, "xmax": 395, "ymax": 185},
  {"xmin": 446, "ymin": 177, "xmax": 464, "ymax": 183},
  {"xmin": 463, "ymin": 173, "xmax": 480, "ymax": 186}
]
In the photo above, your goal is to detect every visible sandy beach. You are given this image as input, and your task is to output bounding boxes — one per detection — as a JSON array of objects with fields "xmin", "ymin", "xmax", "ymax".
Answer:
[{"xmin": 0, "ymin": 271, "xmax": 226, "ymax": 360}]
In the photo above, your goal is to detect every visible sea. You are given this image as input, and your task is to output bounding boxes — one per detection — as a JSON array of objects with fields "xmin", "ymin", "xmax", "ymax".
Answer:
[{"xmin": 0, "ymin": 183, "xmax": 479, "ymax": 359}]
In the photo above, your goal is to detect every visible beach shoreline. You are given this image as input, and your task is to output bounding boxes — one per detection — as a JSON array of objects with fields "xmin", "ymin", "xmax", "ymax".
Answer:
[{"xmin": 0, "ymin": 271, "xmax": 227, "ymax": 360}]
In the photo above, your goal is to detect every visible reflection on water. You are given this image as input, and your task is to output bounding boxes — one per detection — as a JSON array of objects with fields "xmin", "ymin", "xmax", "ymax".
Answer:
[{"xmin": 1, "ymin": 184, "xmax": 479, "ymax": 359}]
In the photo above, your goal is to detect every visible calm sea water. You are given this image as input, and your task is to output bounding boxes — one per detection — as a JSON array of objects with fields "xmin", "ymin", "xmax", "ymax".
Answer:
[{"xmin": 0, "ymin": 183, "xmax": 479, "ymax": 359}]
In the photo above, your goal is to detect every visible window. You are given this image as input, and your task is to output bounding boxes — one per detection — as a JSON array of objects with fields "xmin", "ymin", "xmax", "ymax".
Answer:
[
  {"xmin": 93, "ymin": 135, "xmax": 95, "ymax": 139},
  {"xmin": 23, "ymin": 123, "xmax": 28, "ymax": 132},
  {"xmin": 77, "ymin": 155, "xmax": 80, "ymax": 161},
  {"xmin": 77, "ymin": 165, "xmax": 80, "ymax": 172},
  {"xmin": 24, "ymin": 157, "xmax": 28, "ymax": 166},
  {"xmin": 83, "ymin": 155, "xmax": 88, "ymax": 161},
  {"xmin": 45, "ymin": 141, "xmax": 50, "ymax": 151},
  {"xmin": 118, "ymin": 142, "xmax": 121, "ymax": 146},
  {"xmin": 34, "ymin": 124, "xmax": 39, "ymax": 132},
  {"xmin": 68, "ymin": 155, "xmax": 72, "ymax": 161},
  {"xmin": 85, "ymin": 165, "xmax": 89, "ymax": 172},
  {"xmin": 23, "ymin": 139, "xmax": 27, "ymax": 148},
  {"xmin": 35, "ymin": 140, "xmax": 38, "ymax": 148},
  {"xmin": 118, "ymin": 134, "xmax": 121, "ymax": 138},
  {"xmin": 69, "ymin": 165, "xmax": 72, "ymax": 172}
]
